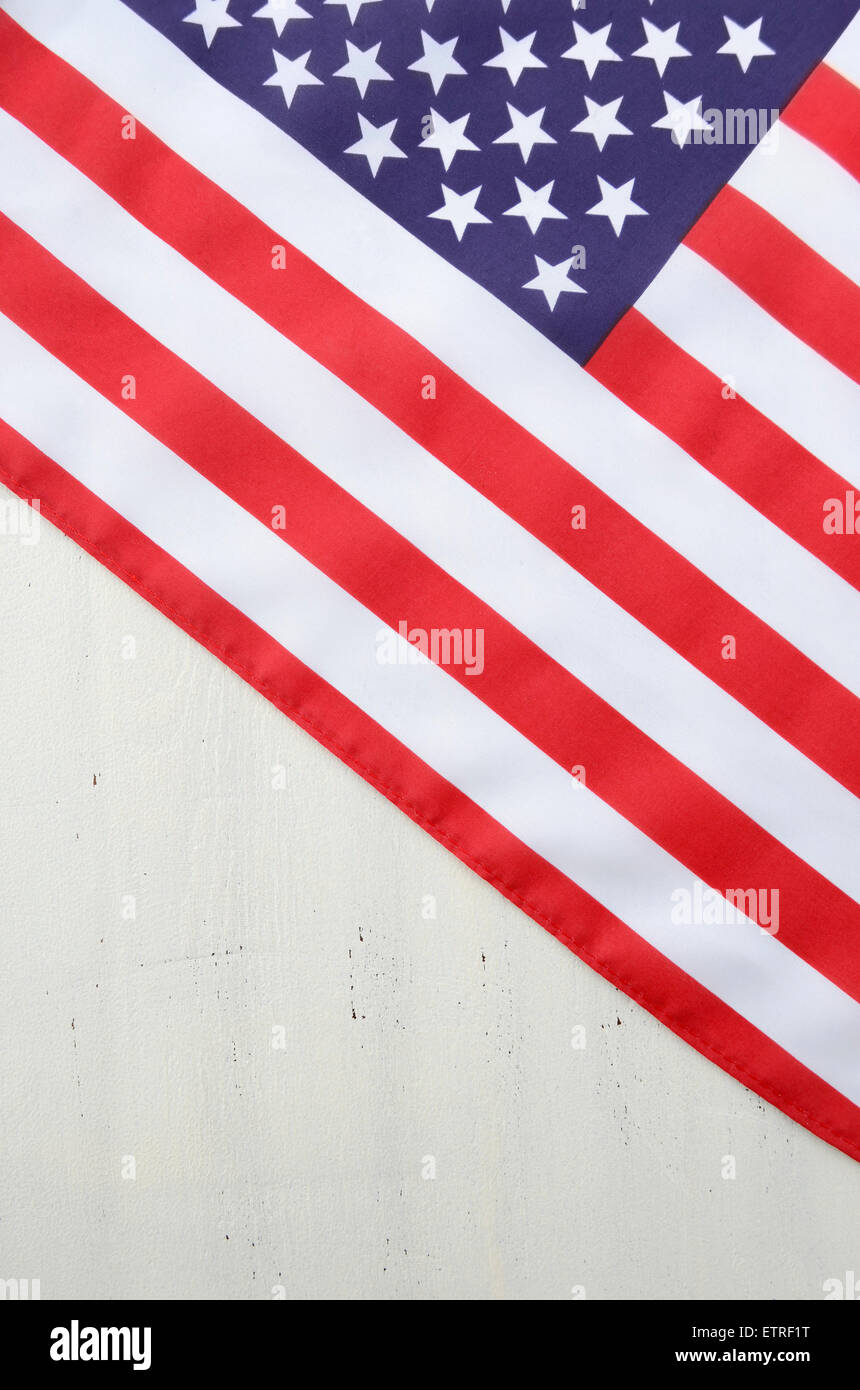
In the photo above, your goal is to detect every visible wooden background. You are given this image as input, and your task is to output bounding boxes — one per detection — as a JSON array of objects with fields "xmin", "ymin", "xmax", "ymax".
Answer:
[{"xmin": 1, "ymin": 493, "xmax": 857, "ymax": 1300}]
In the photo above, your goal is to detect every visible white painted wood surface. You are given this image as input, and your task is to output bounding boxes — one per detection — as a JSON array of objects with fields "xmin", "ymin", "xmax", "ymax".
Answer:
[{"xmin": 0, "ymin": 496, "xmax": 857, "ymax": 1300}]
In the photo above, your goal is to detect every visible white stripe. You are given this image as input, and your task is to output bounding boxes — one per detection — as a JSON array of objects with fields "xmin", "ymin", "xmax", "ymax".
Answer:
[
  {"xmin": 0, "ymin": 307, "xmax": 858, "ymax": 1106},
  {"xmin": 732, "ymin": 122, "xmax": 860, "ymax": 287},
  {"xmin": 637, "ymin": 245, "xmax": 860, "ymax": 488},
  {"xmin": 7, "ymin": 0, "xmax": 860, "ymax": 703},
  {"xmin": 4, "ymin": 108, "xmax": 860, "ymax": 904},
  {"xmin": 826, "ymin": 11, "xmax": 860, "ymax": 89}
]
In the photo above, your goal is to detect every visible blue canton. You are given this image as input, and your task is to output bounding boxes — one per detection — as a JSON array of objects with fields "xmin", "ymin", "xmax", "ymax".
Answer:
[{"xmin": 121, "ymin": 0, "xmax": 857, "ymax": 361}]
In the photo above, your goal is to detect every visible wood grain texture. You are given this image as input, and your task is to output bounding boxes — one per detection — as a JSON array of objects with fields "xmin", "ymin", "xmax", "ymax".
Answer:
[{"xmin": 0, "ymin": 490, "xmax": 857, "ymax": 1300}]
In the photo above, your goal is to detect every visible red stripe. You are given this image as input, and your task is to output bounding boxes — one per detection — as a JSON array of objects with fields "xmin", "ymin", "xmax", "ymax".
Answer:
[
  {"xmin": 0, "ymin": 13, "xmax": 858, "ymax": 804},
  {"xmin": 1, "ymin": 420, "xmax": 858, "ymax": 1162},
  {"xmin": 683, "ymin": 185, "xmax": 860, "ymax": 385},
  {"xmin": 2, "ymin": 211, "xmax": 859, "ymax": 1008},
  {"xmin": 782, "ymin": 61, "xmax": 860, "ymax": 181},
  {"xmin": 588, "ymin": 309, "xmax": 860, "ymax": 592}
]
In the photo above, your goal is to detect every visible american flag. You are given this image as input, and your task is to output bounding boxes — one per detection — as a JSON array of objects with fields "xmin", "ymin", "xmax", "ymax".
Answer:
[{"xmin": 1, "ymin": 0, "xmax": 858, "ymax": 1160}]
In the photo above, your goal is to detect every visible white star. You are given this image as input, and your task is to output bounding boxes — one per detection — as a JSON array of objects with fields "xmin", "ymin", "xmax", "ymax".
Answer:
[
  {"xmin": 429, "ymin": 184, "xmax": 490, "ymax": 240},
  {"xmin": 183, "ymin": 0, "xmax": 241, "ymax": 47},
  {"xmin": 252, "ymin": 1, "xmax": 310, "ymax": 38},
  {"xmin": 484, "ymin": 27, "xmax": 546, "ymax": 86},
  {"xmin": 586, "ymin": 176, "xmax": 648, "ymax": 237},
  {"xmin": 562, "ymin": 22, "xmax": 621, "ymax": 80},
  {"xmin": 263, "ymin": 49, "xmax": 323, "ymax": 108},
  {"xmin": 652, "ymin": 90, "xmax": 711, "ymax": 146},
  {"xmin": 420, "ymin": 109, "xmax": 479, "ymax": 171},
  {"xmin": 345, "ymin": 114, "xmax": 406, "ymax": 176},
  {"xmin": 334, "ymin": 41, "xmax": 392, "ymax": 98},
  {"xmin": 409, "ymin": 32, "xmax": 466, "ymax": 94},
  {"xmin": 717, "ymin": 16, "xmax": 774, "ymax": 73},
  {"xmin": 504, "ymin": 178, "xmax": 566, "ymax": 235},
  {"xmin": 572, "ymin": 95, "xmax": 632, "ymax": 151},
  {"xmin": 523, "ymin": 256, "xmax": 586, "ymax": 310},
  {"xmin": 324, "ymin": 0, "xmax": 382, "ymax": 23},
  {"xmin": 493, "ymin": 102, "xmax": 556, "ymax": 163},
  {"xmin": 633, "ymin": 19, "xmax": 691, "ymax": 78}
]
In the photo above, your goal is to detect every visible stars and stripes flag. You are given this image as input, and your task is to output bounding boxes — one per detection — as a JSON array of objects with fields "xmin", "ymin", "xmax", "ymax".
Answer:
[{"xmin": 1, "ymin": 0, "xmax": 859, "ymax": 1159}]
